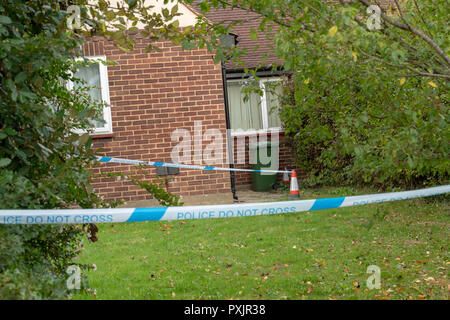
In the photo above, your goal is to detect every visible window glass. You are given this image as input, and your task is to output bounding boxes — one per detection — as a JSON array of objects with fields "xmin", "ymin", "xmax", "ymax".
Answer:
[{"xmin": 74, "ymin": 62, "xmax": 105, "ymax": 129}]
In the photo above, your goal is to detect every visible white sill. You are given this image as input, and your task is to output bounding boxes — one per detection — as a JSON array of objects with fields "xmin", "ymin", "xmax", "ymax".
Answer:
[
  {"xmin": 230, "ymin": 128, "xmax": 284, "ymax": 137},
  {"xmin": 91, "ymin": 129, "xmax": 113, "ymax": 135},
  {"xmin": 72, "ymin": 128, "xmax": 113, "ymax": 135}
]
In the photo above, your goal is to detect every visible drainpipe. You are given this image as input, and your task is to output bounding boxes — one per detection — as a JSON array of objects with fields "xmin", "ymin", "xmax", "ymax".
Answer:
[{"xmin": 221, "ymin": 60, "xmax": 238, "ymax": 201}]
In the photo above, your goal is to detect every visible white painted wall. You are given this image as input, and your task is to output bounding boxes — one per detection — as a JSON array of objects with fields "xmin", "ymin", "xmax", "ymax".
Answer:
[{"xmin": 86, "ymin": 0, "xmax": 198, "ymax": 28}]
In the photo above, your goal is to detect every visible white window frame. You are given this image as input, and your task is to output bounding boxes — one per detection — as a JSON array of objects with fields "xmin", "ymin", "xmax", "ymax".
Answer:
[
  {"xmin": 68, "ymin": 55, "xmax": 113, "ymax": 135},
  {"xmin": 228, "ymin": 77, "xmax": 283, "ymax": 137}
]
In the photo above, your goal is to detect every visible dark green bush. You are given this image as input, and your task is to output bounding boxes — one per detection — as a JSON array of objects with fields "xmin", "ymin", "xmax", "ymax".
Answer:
[
  {"xmin": 0, "ymin": 0, "xmax": 186, "ymax": 299},
  {"xmin": 273, "ymin": 2, "xmax": 450, "ymax": 189},
  {"xmin": 280, "ymin": 53, "xmax": 449, "ymax": 189},
  {"xmin": 0, "ymin": 0, "xmax": 107, "ymax": 299}
]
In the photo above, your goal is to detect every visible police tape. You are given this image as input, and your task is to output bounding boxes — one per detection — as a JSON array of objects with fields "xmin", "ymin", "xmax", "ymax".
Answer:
[
  {"xmin": 95, "ymin": 156, "xmax": 292, "ymax": 174},
  {"xmin": 0, "ymin": 185, "xmax": 448, "ymax": 225}
]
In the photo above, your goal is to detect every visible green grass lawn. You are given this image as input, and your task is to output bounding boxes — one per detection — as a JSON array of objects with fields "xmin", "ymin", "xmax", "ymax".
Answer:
[{"xmin": 73, "ymin": 187, "xmax": 449, "ymax": 300}]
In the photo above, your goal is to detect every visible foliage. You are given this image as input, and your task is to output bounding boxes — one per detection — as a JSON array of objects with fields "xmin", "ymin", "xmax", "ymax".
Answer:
[
  {"xmin": 0, "ymin": 0, "xmax": 100, "ymax": 299},
  {"xmin": 0, "ymin": 0, "xmax": 187, "ymax": 299},
  {"xmin": 0, "ymin": 225, "xmax": 88, "ymax": 299},
  {"xmin": 274, "ymin": 0, "xmax": 450, "ymax": 187},
  {"xmin": 132, "ymin": 176, "xmax": 184, "ymax": 207},
  {"xmin": 105, "ymin": 167, "xmax": 184, "ymax": 207},
  {"xmin": 186, "ymin": 0, "xmax": 450, "ymax": 188},
  {"xmin": 279, "ymin": 50, "xmax": 449, "ymax": 187},
  {"xmin": 68, "ymin": 0, "xmax": 189, "ymax": 52}
]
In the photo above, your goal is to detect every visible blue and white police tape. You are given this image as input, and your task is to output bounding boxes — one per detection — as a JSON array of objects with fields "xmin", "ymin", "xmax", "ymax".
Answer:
[
  {"xmin": 0, "ymin": 185, "xmax": 448, "ymax": 225},
  {"xmin": 95, "ymin": 156, "xmax": 292, "ymax": 174}
]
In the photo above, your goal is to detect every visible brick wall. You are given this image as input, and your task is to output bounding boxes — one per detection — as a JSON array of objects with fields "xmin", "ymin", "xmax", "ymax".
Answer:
[{"xmin": 84, "ymin": 36, "xmax": 232, "ymax": 202}]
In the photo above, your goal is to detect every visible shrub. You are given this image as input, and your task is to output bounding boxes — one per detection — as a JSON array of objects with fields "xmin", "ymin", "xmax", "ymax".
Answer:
[
  {"xmin": 279, "ymin": 45, "xmax": 449, "ymax": 188},
  {"xmin": 0, "ymin": 1, "xmax": 107, "ymax": 299}
]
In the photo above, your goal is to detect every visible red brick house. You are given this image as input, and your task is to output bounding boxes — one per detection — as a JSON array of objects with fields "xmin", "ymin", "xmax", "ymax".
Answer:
[{"xmin": 78, "ymin": 1, "xmax": 293, "ymax": 203}]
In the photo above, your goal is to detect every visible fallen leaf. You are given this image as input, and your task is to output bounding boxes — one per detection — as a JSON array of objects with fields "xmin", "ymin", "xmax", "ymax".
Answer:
[{"xmin": 329, "ymin": 26, "xmax": 338, "ymax": 37}]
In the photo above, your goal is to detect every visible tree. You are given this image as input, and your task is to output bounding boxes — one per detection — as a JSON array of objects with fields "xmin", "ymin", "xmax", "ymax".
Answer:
[{"xmin": 0, "ymin": 0, "xmax": 187, "ymax": 299}]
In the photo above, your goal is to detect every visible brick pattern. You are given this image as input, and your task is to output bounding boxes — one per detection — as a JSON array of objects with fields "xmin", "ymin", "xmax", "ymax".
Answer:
[{"xmin": 83, "ymin": 36, "xmax": 232, "ymax": 202}]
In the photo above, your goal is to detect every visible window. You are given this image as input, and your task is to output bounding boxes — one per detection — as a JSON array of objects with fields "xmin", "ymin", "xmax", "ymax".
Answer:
[
  {"xmin": 227, "ymin": 78, "xmax": 283, "ymax": 134},
  {"xmin": 69, "ymin": 56, "xmax": 112, "ymax": 135}
]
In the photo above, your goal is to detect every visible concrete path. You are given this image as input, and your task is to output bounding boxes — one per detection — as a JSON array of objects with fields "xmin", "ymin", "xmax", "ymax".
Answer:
[{"xmin": 119, "ymin": 185, "xmax": 289, "ymax": 208}]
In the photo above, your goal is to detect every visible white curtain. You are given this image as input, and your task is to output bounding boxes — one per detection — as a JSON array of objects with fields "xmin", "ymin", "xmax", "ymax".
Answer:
[
  {"xmin": 265, "ymin": 82, "xmax": 282, "ymax": 128},
  {"xmin": 227, "ymin": 82, "xmax": 263, "ymax": 131},
  {"xmin": 74, "ymin": 63, "xmax": 104, "ymax": 128}
]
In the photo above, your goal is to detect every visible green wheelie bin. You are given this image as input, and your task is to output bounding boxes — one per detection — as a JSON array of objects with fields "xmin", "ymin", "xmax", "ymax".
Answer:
[{"xmin": 249, "ymin": 141, "xmax": 280, "ymax": 191}]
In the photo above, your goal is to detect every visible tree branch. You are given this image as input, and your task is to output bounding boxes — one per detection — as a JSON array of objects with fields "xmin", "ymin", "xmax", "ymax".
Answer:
[
  {"xmin": 358, "ymin": 0, "xmax": 450, "ymax": 67},
  {"xmin": 358, "ymin": 49, "xmax": 450, "ymax": 79}
]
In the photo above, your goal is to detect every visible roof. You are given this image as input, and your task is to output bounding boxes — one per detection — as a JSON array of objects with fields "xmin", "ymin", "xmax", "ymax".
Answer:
[{"xmin": 191, "ymin": 1, "xmax": 281, "ymax": 71}]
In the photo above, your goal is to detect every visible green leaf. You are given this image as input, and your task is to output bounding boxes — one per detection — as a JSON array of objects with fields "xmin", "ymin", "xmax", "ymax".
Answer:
[
  {"xmin": 4, "ymin": 127, "xmax": 17, "ymax": 136},
  {"xmin": 0, "ymin": 158, "xmax": 12, "ymax": 168},
  {"xmin": 407, "ymin": 157, "xmax": 414, "ymax": 168},
  {"xmin": 250, "ymin": 28, "xmax": 258, "ymax": 41},
  {"xmin": 328, "ymin": 26, "xmax": 338, "ymax": 37},
  {"xmin": 15, "ymin": 72, "xmax": 27, "ymax": 83},
  {"xmin": 171, "ymin": 4, "xmax": 179, "ymax": 15},
  {"xmin": 78, "ymin": 133, "xmax": 90, "ymax": 146},
  {"xmin": 127, "ymin": 0, "xmax": 138, "ymax": 9},
  {"xmin": 0, "ymin": 15, "xmax": 12, "ymax": 24}
]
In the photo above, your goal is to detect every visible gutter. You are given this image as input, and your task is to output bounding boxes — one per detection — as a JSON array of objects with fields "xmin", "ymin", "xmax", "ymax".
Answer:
[{"xmin": 221, "ymin": 61, "xmax": 239, "ymax": 201}]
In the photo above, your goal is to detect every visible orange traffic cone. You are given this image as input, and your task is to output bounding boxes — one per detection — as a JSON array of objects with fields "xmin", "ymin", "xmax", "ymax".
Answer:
[
  {"xmin": 282, "ymin": 166, "xmax": 290, "ymax": 184},
  {"xmin": 289, "ymin": 170, "xmax": 300, "ymax": 199}
]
